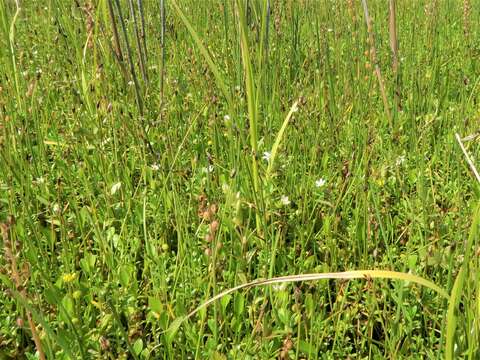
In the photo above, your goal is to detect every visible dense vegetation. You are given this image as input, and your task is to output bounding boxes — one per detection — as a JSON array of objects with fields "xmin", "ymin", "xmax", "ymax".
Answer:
[{"xmin": 1, "ymin": 0, "xmax": 479, "ymax": 358}]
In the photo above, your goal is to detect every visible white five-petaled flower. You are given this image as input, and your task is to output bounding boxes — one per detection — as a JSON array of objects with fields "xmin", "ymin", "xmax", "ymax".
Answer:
[
  {"xmin": 280, "ymin": 195, "xmax": 291, "ymax": 206},
  {"xmin": 315, "ymin": 178, "xmax": 326, "ymax": 188},
  {"xmin": 262, "ymin": 151, "xmax": 271, "ymax": 162}
]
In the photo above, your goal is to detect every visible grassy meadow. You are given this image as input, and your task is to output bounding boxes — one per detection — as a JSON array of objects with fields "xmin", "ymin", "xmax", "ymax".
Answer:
[{"xmin": 1, "ymin": 0, "xmax": 480, "ymax": 358}]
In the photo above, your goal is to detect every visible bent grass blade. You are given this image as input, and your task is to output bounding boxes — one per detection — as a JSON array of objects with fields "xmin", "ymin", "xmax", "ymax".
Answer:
[{"xmin": 164, "ymin": 269, "xmax": 449, "ymax": 339}]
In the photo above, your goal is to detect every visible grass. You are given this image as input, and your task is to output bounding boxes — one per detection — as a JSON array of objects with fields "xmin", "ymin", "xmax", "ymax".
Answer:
[{"xmin": 0, "ymin": 0, "xmax": 480, "ymax": 358}]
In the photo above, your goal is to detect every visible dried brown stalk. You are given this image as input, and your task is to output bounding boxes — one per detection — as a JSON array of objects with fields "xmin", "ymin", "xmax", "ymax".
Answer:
[
  {"xmin": 463, "ymin": 0, "xmax": 471, "ymax": 39},
  {"xmin": 84, "ymin": 1, "xmax": 95, "ymax": 49},
  {"xmin": 159, "ymin": 0, "xmax": 166, "ymax": 108},
  {"xmin": 388, "ymin": 0, "xmax": 401, "ymax": 111}
]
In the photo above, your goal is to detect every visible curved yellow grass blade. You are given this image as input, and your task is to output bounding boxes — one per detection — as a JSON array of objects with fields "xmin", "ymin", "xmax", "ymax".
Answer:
[
  {"xmin": 165, "ymin": 270, "xmax": 449, "ymax": 339},
  {"xmin": 266, "ymin": 100, "xmax": 299, "ymax": 178}
]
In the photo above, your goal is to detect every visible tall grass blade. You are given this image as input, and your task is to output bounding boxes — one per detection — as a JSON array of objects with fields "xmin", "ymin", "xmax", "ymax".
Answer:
[
  {"xmin": 237, "ymin": 0, "xmax": 262, "ymax": 233},
  {"xmin": 137, "ymin": 0, "xmax": 148, "ymax": 67},
  {"xmin": 389, "ymin": 0, "xmax": 401, "ymax": 111},
  {"xmin": 8, "ymin": 3, "xmax": 22, "ymax": 113},
  {"xmin": 128, "ymin": 0, "xmax": 148, "ymax": 82},
  {"xmin": 106, "ymin": 0, "xmax": 122, "ymax": 61},
  {"xmin": 114, "ymin": 0, "xmax": 157, "ymax": 157},
  {"xmin": 104, "ymin": 0, "xmax": 128, "ymax": 80},
  {"xmin": 445, "ymin": 202, "xmax": 480, "ymax": 359},
  {"xmin": 170, "ymin": 0, "xmax": 233, "ymax": 109},
  {"xmin": 113, "ymin": 0, "xmax": 144, "ymax": 115},
  {"xmin": 159, "ymin": 0, "xmax": 166, "ymax": 107},
  {"xmin": 445, "ymin": 267, "xmax": 464, "ymax": 360}
]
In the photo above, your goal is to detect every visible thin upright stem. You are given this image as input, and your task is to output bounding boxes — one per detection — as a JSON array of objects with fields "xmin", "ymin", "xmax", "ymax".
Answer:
[
  {"xmin": 361, "ymin": 0, "xmax": 393, "ymax": 125},
  {"xmin": 128, "ymin": 0, "xmax": 148, "ymax": 82},
  {"xmin": 389, "ymin": 0, "xmax": 401, "ymax": 111}
]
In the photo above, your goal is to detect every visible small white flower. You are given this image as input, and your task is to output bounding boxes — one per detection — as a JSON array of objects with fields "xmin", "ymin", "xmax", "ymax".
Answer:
[
  {"xmin": 262, "ymin": 151, "xmax": 271, "ymax": 162},
  {"xmin": 202, "ymin": 165, "xmax": 214, "ymax": 174},
  {"xmin": 151, "ymin": 163, "xmax": 160, "ymax": 171},
  {"xmin": 52, "ymin": 203, "xmax": 61, "ymax": 213},
  {"xmin": 396, "ymin": 155, "xmax": 406, "ymax": 166},
  {"xmin": 36, "ymin": 177, "xmax": 45, "ymax": 184},
  {"xmin": 315, "ymin": 178, "xmax": 326, "ymax": 188},
  {"xmin": 280, "ymin": 195, "xmax": 290, "ymax": 206},
  {"xmin": 223, "ymin": 114, "xmax": 231, "ymax": 122},
  {"xmin": 127, "ymin": 80, "xmax": 134, "ymax": 86},
  {"xmin": 110, "ymin": 182, "xmax": 121, "ymax": 195}
]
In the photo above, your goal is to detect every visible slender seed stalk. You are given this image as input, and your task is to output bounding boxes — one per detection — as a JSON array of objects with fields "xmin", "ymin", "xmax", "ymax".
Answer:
[
  {"xmin": 114, "ymin": 0, "xmax": 156, "ymax": 157},
  {"xmin": 265, "ymin": 0, "xmax": 270, "ymax": 55},
  {"xmin": 106, "ymin": 0, "xmax": 124, "ymax": 63},
  {"xmin": 389, "ymin": 0, "xmax": 401, "ymax": 111},
  {"xmin": 8, "ymin": 3, "xmax": 22, "ymax": 113},
  {"xmin": 113, "ymin": 0, "xmax": 143, "ymax": 114},
  {"xmin": 128, "ymin": 0, "xmax": 148, "ymax": 82},
  {"xmin": 361, "ymin": 0, "xmax": 393, "ymax": 126},
  {"xmin": 137, "ymin": 0, "xmax": 148, "ymax": 66},
  {"xmin": 98, "ymin": 7, "xmax": 128, "ymax": 81},
  {"xmin": 159, "ymin": 0, "xmax": 166, "ymax": 107}
]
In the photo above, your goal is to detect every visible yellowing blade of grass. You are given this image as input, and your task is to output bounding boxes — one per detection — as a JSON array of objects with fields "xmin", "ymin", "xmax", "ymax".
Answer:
[
  {"xmin": 165, "ymin": 269, "xmax": 448, "ymax": 340},
  {"xmin": 266, "ymin": 100, "xmax": 299, "ymax": 178}
]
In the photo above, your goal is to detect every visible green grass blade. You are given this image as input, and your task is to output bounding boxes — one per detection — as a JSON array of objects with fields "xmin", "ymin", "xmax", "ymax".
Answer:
[
  {"xmin": 445, "ymin": 203, "xmax": 480, "ymax": 359},
  {"xmin": 237, "ymin": 0, "xmax": 262, "ymax": 233},
  {"xmin": 170, "ymin": 0, "xmax": 232, "ymax": 109},
  {"xmin": 445, "ymin": 267, "xmax": 464, "ymax": 360}
]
